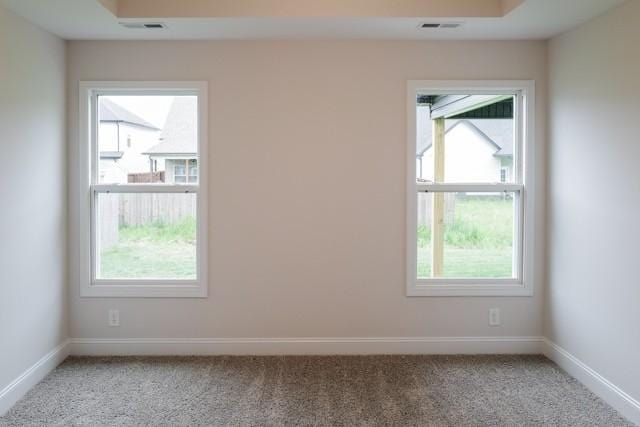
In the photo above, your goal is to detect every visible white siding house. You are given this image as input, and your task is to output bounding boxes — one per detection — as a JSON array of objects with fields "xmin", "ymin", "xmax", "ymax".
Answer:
[
  {"xmin": 143, "ymin": 97, "xmax": 198, "ymax": 184},
  {"xmin": 98, "ymin": 98, "xmax": 161, "ymax": 183},
  {"xmin": 416, "ymin": 106, "xmax": 514, "ymax": 183}
]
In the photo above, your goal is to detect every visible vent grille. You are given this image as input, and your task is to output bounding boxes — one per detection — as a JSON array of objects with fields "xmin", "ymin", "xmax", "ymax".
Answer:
[
  {"xmin": 119, "ymin": 22, "xmax": 168, "ymax": 29},
  {"xmin": 419, "ymin": 22, "xmax": 463, "ymax": 29}
]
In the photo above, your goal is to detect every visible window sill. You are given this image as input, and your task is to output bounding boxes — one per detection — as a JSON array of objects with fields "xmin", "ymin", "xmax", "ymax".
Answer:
[
  {"xmin": 407, "ymin": 281, "xmax": 532, "ymax": 297},
  {"xmin": 81, "ymin": 282, "xmax": 207, "ymax": 298}
]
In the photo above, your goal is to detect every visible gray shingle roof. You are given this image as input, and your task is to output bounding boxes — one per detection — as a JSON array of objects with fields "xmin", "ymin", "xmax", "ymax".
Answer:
[
  {"xmin": 471, "ymin": 119, "xmax": 514, "ymax": 156},
  {"xmin": 99, "ymin": 98, "xmax": 159, "ymax": 130},
  {"xmin": 143, "ymin": 97, "xmax": 197, "ymax": 156},
  {"xmin": 417, "ymin": 119, "xmax": 513, "ymax": 157}
]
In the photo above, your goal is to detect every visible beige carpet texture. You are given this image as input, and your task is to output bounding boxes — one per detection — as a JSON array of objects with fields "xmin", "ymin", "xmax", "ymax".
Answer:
[{"xmin": 0, "ymin": 355, "xmax": 632, "ymax": 426}]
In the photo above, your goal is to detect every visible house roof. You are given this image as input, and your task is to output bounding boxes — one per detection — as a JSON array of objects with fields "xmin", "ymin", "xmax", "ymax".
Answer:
[
  {"xmin": 99, "ymin": 98, "xmax": 159, "ymax": 130},
  {"xmin": 143, "ymin": 97, "xmax": 197, "ymax": 156},
  {"xmin": 472, "ymin": 119, "xmax": 514, "ymax": 157},
  {"xmin": 99, "ymin": 151, "xmax": 124, "ymax": 159},
  {"xmin": 417, "ymin": 119, "xmax": 513, "ymax": 158}
]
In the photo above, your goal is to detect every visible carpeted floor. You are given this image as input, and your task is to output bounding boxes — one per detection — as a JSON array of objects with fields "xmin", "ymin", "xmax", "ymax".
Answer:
[{"xmin": 0, "ymin": 355, "xmax": 632, "ymax": 426}]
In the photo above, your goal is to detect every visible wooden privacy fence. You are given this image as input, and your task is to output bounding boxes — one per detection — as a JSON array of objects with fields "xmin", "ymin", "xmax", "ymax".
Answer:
[
  {"xmin": 98, "ymin": 193, "xmax": 196, "ymax": 249},
  {"xmin": 128, "ymin": 171, "xmax": 165, "ymax": 183},
  {"xmin": 119, "ymin": 193, "xmax": 196, "ymax": 226},
  {"xmin": 417, "ymin": 192, "xmax": 456, "ymax": 227}
]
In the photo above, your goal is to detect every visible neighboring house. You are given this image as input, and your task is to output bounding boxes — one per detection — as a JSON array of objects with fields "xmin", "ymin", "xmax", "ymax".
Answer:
[
  {"xmin": 99, "ymin": 98, "xmax": 161, "ymax": 183},
  {"xmin": 416, "ymin": 107, "xmax": 513, "ymax": 183},
  {"xmin": 143, "ymin": 97, "xmax": 198, "ymax": 184}
]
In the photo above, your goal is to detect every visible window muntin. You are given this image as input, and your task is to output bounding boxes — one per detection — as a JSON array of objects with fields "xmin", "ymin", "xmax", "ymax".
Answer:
[
  {"xmin": 408, "ymin": 82, "xmax": 533, "ymax": 297},
  {"xmin": 80, "ymin": 82, "xmax": 207, "ymax": 297}
]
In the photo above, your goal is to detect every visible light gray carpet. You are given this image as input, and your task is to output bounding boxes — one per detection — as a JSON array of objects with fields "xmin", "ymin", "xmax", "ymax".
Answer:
[{"xmin": 0, "ymin": 355, "xmax": 632, "ymax": 426}]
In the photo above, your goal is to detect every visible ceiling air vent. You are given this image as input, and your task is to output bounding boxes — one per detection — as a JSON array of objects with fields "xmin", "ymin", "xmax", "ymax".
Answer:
[
  {"xmin": 418, "ymin": 22, "xmax": 463, "ymax": 29},
  {"xmin": 119, "ymin": 22, "xmax": 168, "ymax": 29}
]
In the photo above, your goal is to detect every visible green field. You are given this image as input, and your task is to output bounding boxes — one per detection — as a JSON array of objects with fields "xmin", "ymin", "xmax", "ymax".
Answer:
[
  {"xmin": 417, "ymin": 196, "xmax": 514, "ymax": 278},
  {"xmin": 99, "ymin": 217, "xmax": 196, "ymax": 279}
]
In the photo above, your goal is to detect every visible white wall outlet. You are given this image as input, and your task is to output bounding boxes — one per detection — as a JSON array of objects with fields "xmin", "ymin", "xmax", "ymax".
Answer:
[
  {"xmin": 489, "ymin": 308, "xmax": 501, "ymax": 326},
  {"xmin": 108, "ymin": 309, "xmax": 120, "ymax": 327}
]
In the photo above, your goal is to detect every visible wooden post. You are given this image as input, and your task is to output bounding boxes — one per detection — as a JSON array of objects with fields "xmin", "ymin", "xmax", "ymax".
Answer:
[{"xmin": 432, "ymin": 118, "xmax": 445, "ymax": 277}]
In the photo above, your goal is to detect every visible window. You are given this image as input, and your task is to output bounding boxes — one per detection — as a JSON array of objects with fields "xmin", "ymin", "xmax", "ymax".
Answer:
[
  {"xmin": 79, "ymin": 81, "xmax": 208, "ymax": 297},
  {"xmin": 174, "ymin": 164, "xmax": 187, "ymax": 183},
  {"xmin": 188, "ymin": 160, "xmax": 198, "ymax": 183},
  {"xmin": 174, "ymin": 160, "xmax": 198, "ymax": 183},
  {"xmin": 407, "ymin": 81, "xmax": 535, "ymax": 296}
]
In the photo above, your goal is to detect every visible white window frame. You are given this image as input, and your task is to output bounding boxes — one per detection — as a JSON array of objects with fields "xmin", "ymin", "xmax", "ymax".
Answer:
[
  {"xmin": 78, "ymin": 81, "xmax": 208, "ymax": 298},
  {"xmin": 406, "ymin": 80, "xmax": 535, "ymax": 297}
]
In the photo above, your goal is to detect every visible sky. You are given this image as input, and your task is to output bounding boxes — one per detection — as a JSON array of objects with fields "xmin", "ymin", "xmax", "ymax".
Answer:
[{"xmin": 101, "ymin": 95, "xmax": 175, "ymax": 129}]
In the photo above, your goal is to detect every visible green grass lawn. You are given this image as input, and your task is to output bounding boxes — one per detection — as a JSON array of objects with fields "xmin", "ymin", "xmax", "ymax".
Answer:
[
  {"xmin": 99, "ymin": 217, "xmax": 196, "ymax": 279},
  {"xmin": 418, "ymin": 196, "xmax": 514, "ymax": 278},
  {"xmin": 417, "ymin": 247, "xmax": 512, "ymax": 278},
  {"xmin": 99, "ymin": 197, "xmax": 512, "ymax": 280}
]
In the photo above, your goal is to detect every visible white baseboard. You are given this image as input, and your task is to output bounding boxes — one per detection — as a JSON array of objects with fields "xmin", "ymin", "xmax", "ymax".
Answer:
[
  {"xmin": 69, "ymin": 336, "xmax": 543, "ymax": 356},
  {"xmin": 0, "ymin": 339, "xmax": 70, "ymax": 416},
  {"xmin": 543, "ymin": 338, "xmax": 640, "ymax": 426}
]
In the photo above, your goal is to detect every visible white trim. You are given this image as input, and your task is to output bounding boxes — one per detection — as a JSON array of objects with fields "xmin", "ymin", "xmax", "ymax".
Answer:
[
  {"xmin": 406, "ymin": 80, "xmax": 535, "ymax": 297},
  {"xmin": 69, "ymin": 336, "xmax": 543, "ymax": 356},
  {"xmin": 543, "ymin": 339, "xmax": 640, "ymax": 426},
  {"xmin": 417, "ymin": 183, "xmax": 523, "ymax": 193},
  {"xmin": 410, "ymin": 282, "xmax": 531, "ymax": 297},
  {"xmin": 0, "ymin": 340, "xmax": 70, "ymax": 416},
  {"xmin": 80, "ymin": 283, "xmax": 205, "ymax": 298},
  {"xmin": 415, "ymin": 80, "xmax": 535, "ymax": 94},
  {"xmin": 92, "ymin": 184, "xmax": 199, "ymax": 193},
  {"xmin": 78, "ymin": 81, "xmax": 208, "ymax": 298}
]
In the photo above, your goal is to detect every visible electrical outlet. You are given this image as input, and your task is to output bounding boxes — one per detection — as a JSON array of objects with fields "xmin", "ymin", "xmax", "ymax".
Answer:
[
  {"xmin": 108, "ymin": 309, "xmax": 120, "ymax": 327},
  {"xmin": 489, "ymin": 308, "xmax": 501, "ymax": 326}
]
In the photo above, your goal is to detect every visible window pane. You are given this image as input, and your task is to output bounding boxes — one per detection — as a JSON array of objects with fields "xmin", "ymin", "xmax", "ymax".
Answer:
[
  {"xmin": 416, "ymin": 95, "xmax": 515, "ymax": 183},
  {"xmin": 442, "ymin": 192, "xmax": 514, "ymax": 278},
  {"xmin": 96, "ymin": 192, "xmax": 197, "ymax": 280},
  {"xmin": 98, "ymin": 95, "xmax": 198, "ymax": 184},
  {"xmin": 417, "ymin": 192, "xmax": 516, "ymax": 279}
]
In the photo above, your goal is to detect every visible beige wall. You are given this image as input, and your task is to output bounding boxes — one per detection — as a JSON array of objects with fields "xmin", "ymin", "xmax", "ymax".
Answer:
[
  {"xmin": 0, "ymin": 5, "xmax": 67, "ymax": 400},
  {"xmin": 67, "ymin": 40, "xmax": 546, "ymax": 340},
  {"xmin": 114, "ymin": 0, "xmax": 512, "ymax": 18},
  {"xmin": 547, "ymin": 0, "xmax": 640, "ymax": 404}
]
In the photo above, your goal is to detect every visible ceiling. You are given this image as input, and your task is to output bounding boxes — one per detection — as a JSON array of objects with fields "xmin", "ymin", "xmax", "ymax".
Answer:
[{"xmin": 0, "ymin": 0, "xmax": 625, "ymax": 40}]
